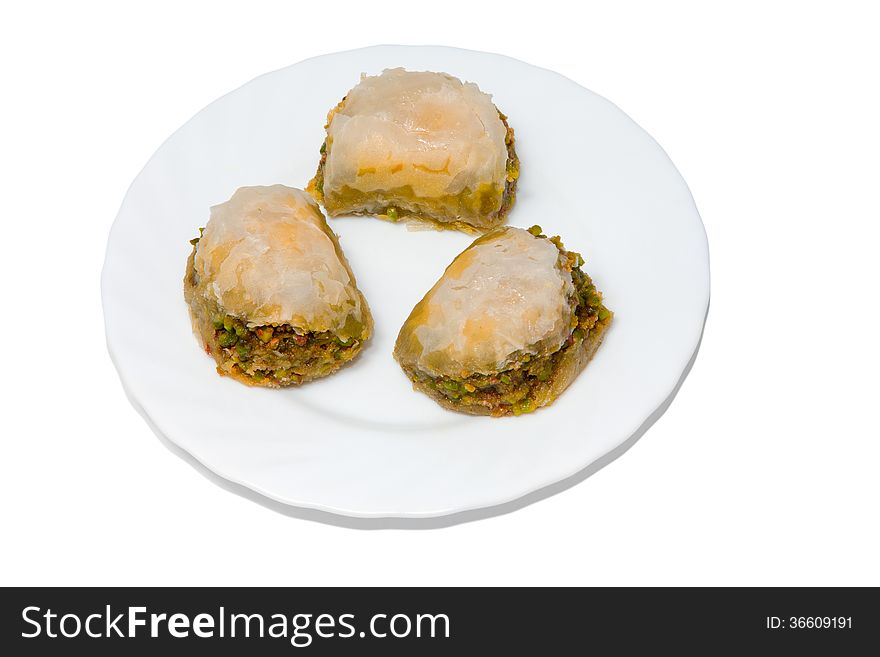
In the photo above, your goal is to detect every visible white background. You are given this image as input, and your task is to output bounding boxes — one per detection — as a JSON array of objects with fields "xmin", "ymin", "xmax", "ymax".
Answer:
[{"xmin": 2, "ymin": 0, "xmax": 878, "ymax": 586}]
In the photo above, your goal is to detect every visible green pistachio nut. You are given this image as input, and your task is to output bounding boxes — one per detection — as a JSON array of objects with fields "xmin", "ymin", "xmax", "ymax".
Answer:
[
  {"xmin": 218, "ymin": 331, "xmax": 238, "ymax": 348},
  {"xmin": 235, "ymin": 342, "xmax": 251, "ymax": 361},
  {"xmin": 255, "ymin": 326, "xmax": 274, "ymax": 343}
]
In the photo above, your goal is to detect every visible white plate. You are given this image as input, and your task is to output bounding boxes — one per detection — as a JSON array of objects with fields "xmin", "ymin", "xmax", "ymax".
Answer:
[{"xmin": 102, "ymin": 45, "xmax": 709, "ymax": 525}]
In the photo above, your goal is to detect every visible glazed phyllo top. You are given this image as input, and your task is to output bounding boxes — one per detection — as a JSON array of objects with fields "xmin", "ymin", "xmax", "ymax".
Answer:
[
  {"xmin": 323, "ymin": 68, "xmax": 509, "ymax": 202},
  {"xmin": 192, "ymin": 185, "xmax": 367, "ymax": 336},
  {"xmin": 395, "ymin": 227, "xmax": 576, "ymax": 378}
]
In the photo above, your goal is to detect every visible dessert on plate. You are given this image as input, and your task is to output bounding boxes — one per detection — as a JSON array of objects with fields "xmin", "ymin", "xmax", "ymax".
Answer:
[
  {"xmin": 184, "ymin": 185, "xmax": 372, "ymax": 387},
  {"xmin": 309, "ymin": 68, "xmax": 519, "ymax": 231},
  {"xmin": 394, "ymin": 225, "xmax": 611, "ymax": 416}
]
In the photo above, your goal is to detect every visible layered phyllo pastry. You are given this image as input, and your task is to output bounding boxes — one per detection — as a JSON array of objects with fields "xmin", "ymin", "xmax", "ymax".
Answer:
[
  {"xmin": 394, "ymin": 226, "xmax": 611, "ymax": 416},
  {"xmin": 184, "ymin": 185, "xmax": 372, "ymax": 387},
  {"xmin": 309, "ymin": 68, "xmax": 519, "ymax": 231}
]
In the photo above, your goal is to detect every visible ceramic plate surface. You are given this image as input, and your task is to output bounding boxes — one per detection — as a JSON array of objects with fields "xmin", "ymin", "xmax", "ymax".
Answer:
[{"xmin": 102, "ymin": 45, "xmax": 709, "ymax": 521}]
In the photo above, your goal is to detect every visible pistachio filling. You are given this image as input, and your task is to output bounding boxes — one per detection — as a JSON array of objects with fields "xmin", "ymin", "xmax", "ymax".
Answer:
[
  {"xmin": 206, "ymin": 314, "xmax": 363, "ymax": 386},
  {"xmin": 402, "ymin": 226, "xmax": 611, "ymax": 416}
]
